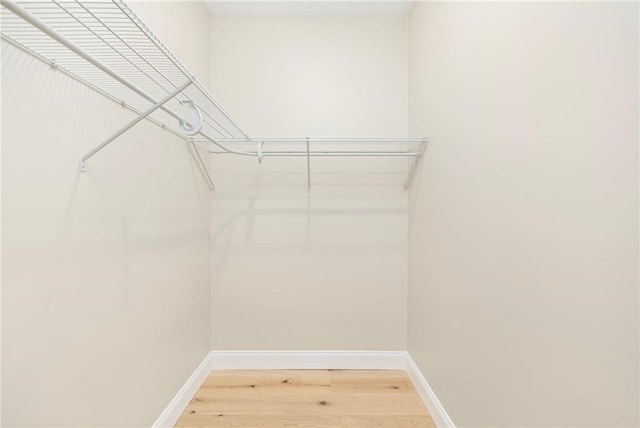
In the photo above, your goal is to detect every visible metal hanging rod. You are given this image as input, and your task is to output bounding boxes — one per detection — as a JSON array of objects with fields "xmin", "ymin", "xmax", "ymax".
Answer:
[
  {"xmin": 203, "ymin": 136, "xmax": 428, "ymax": 189},
  {"xmin": 209, "ymin": 151, "xmax": 423, "ymax": 157},
  {"xmin": 201, "ymin": 137, "xmax": 427, "ymax": 157},
  {"xmin": 1, "ymin": 0, "xmax": 428, "ymax": 190},
  {"xmin": 210, "ymin": 137, "xmax": 426, "ymax": 142}
]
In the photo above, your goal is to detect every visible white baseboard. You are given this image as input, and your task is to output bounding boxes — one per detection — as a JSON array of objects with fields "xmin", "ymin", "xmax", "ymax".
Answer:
[
  {"xmin": 406, "ymin": 354, "xmax": 456, "ymax": 428},
  {"xmin": 152, "ymin": 350, "xmax": 454, "ymax": 428},
  {"xmin": 151, "ymin": 351, "xmax": 213, "ymax": 428},
  {"xmin": 210, "ymin": 350, "xmax": 408, "ymax": 370}
]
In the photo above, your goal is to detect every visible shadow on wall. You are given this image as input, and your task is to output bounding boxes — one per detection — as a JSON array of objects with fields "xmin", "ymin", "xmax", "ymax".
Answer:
[
  {"xmin": 210, "ymin": 154, "xmax": 410, "ymax": 282},
  {"xmin": 2, "ymin": 41, "xmax": 212, "ymax": 426}
]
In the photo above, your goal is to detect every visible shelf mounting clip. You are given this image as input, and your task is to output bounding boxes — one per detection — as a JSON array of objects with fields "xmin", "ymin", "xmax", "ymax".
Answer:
[
  {"xmin": 178, "ymin": 100, "xmax": 203, "ymax": 136},
  {"xmin": 257, "ymin": 141, "xmax": 264, "ymax": 163}
]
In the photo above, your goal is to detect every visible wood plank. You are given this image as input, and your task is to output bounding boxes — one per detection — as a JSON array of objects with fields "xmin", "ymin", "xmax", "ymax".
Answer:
[
  {"xmin": 202, "ymin": 370, "xmax": 331, "ymax": 389},
  {"xmin": 186, "ymin": 392, "xmax": 428, "ymax": 415},
  {"xmin": 330, "ymin": 373, "xmax": 414, "ymax": 393}
]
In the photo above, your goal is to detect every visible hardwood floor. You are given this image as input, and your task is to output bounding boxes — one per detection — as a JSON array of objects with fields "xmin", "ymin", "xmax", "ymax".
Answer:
[{"xmin": 175, "ymin": 370, "xmax": 435, "ymax": 427}]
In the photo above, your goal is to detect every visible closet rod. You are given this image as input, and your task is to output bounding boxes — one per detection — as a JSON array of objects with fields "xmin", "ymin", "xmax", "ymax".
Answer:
[
  {"xmin": 209, "ymin": 152, "xmax": 421, "ymax": 157},
  {"xmin": 204, "ymin": 136, "xmax": 427, "ymax": 158},
  {"xmin": 211, "ymin": 137, "xmax": 425, "ymax": 143}
]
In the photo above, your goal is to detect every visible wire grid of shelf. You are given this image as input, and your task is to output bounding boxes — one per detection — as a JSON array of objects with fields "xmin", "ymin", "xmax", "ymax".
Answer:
[
  {"xmin": 0, "ymin": 0, "xmax": 248, "ymax": 143},
  {"xmin": 1, "ymin": 0, "xmax": 427, "ymax": 189}
]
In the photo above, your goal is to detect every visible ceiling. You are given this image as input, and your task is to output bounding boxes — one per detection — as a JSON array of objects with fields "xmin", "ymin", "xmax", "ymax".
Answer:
[{"xmin": 204, "ymin": 1, "xmax": 415, "ymax": 16}]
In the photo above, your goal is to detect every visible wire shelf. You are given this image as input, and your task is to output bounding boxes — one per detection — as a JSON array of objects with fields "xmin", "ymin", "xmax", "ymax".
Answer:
[
  {"xmin": 0, "ymin": 0, "xmax": 248, "ymax": 142},
  {"xmin": 201, "ymin": 137, "xmax": 427, "ymax": 157},
  {"xmin": 1, "ymin": 0, "xmax": 427, "ymax": 189}
]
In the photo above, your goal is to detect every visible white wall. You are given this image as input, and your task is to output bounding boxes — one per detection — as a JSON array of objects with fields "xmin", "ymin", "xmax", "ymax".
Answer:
[
  {"xmin": 1, "ymin": 1, "xmax": 212, "ymax": 426},
  {"xmin": 408, "ymin": 2, "xmax": 639, "ymax": 427},
  {"xmin": 209, "ymin": 15, "xmax": 409, "ymax": 350}
]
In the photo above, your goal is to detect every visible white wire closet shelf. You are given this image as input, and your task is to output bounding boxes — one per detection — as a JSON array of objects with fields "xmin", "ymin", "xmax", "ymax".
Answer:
[{"xmin": 0, "ymin": 0, "xmax": 427, "ymax": 190}]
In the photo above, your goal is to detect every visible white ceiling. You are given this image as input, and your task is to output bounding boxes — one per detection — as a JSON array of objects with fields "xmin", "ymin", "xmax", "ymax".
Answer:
[{"xmin": 204, "ymin": 1, "xmax": 415, "ymax": 16}]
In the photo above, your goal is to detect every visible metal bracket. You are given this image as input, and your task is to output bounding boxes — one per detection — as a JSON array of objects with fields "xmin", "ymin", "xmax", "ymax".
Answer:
[
  {"xmin": 306, "ymin": 137, "xmax": 311, "ymax": 190},
  {"xmin": 80, "ymin": 80, "xmax": 192, "ymax": 171},
  {"xmin": 189, "ymin": 139, "xmax": 215, "ymax": 191},
  {"xmin": 257, "ymin": 141, "xmax": 264, "ymax": 163},
  {"xmin": 403, "ymin": 137, "xmax": 428, "ymax": 190}
]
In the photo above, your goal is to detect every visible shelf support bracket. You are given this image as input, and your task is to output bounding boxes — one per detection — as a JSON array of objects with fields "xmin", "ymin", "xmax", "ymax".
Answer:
[
  {"xmin": 403, "ymin": 138, "xmax": 428, "ymax": 190},
  {"xmin": 306, "ymin": 137, "xmax": 311, "ymax": 190},
  {"xmin": 189, "ymin": 138, "xmax": 215, "ymax": 192},
  {"xmin": 80, "ymin": 80, "xmax": 193, "ymax": 171}
]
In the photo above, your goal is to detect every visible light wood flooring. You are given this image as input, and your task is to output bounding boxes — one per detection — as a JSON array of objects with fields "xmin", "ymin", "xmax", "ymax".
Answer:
[{"xmin": 175, "ymin": 369, "xmax": 435, "ymax": 427}]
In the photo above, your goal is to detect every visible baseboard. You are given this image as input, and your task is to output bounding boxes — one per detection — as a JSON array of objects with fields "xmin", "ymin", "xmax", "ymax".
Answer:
[
  {"xmin": 406, "ymin": 354, "xmax": 456, "ymax": 428},
  {"xmin": 151, "ymin": 351, "xmax": 213, "ymax": 428},
  {"xmin": 209, "ymin": 350, "xmax": 408, "ymax": 370}
]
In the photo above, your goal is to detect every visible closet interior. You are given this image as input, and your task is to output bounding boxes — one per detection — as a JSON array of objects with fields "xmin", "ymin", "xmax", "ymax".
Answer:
[{"xmin": 2, "ymin": 0, "xmax": 637, "ymax": 427}]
